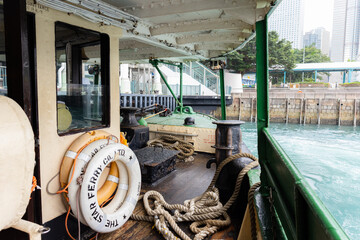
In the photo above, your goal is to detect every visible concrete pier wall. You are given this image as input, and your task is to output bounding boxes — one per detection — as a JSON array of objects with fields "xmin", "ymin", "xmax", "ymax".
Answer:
[{"xmin": 214, "ymin": 89, "xmax": 360, "ymax": 126}]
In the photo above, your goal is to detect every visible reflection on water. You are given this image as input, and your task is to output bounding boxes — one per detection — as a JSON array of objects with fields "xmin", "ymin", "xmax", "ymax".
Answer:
[{"xmin": 241, "ymin": 122, "xmax": 360, "ymax": 239}]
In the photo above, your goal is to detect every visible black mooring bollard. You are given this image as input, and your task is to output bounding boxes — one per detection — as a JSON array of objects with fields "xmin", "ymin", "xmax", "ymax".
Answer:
[
  {"xmin": 211, "ymin": 120, "xmax": 245, "ymax": 165},
  {"xmin": 211, "ymin": 120, "xmax": 250, "ymax": 219}
]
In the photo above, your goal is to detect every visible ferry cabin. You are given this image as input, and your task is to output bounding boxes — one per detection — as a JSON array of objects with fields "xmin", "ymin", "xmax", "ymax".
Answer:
[{"xmin": 0, "ymin": 0, "xmax": 349, "ymax": 240}]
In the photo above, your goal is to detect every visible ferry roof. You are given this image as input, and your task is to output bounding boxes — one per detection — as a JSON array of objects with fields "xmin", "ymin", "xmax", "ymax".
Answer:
[
  {"xmin": 294, "ymin": 62, "xmax": 360, "ymax": 72},
  {"xmin": 37, "ymin": 0, "xmax": 278, "ymax": 62},
  {"xmin": 270, "ymin": 62, "xmax": 360, "ymax": 72}
]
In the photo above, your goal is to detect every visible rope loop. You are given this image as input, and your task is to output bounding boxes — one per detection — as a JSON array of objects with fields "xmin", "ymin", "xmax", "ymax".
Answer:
[{"xmin": 132, "ymin": 152, "xmax": 260, "ymax": 240}]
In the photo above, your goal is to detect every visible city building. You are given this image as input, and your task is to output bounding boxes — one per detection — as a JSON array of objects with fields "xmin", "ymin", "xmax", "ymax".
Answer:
[
  {"xmin": 268, "ymin": 0, "xmax": 305, "ymax": 49},
  {"xmin": 330, "ymin": 0, "xmax": 360, "ymax": 62},
  {"xmin": 303, "ymin": 27, "xmax": 330, "ymax": 55},
  {"xmin": 330, "ymin": 0, "xmax": 360, "ymax": 82}
]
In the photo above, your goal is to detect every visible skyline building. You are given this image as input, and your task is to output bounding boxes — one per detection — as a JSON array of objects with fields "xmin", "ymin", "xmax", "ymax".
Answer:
[
  {"xmin": 330, "ymin": 0, "xmax": 360, "ymax": 62},
  {"xmin": 268, "ymin": 0, "xmax": 305, "ymax": 49},
  {"xmin": 303, "ymin": 27, "xmax": 330, "ymax": 55}
]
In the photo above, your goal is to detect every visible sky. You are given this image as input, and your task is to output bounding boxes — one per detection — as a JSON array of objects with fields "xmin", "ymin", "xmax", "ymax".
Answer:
[{"xmin": 303, "ymin": 0, "xmax": 334, "ymax": 34}]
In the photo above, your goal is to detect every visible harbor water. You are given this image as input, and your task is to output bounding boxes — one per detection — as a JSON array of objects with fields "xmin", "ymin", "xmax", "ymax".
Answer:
[{"xmin": 241, "ymin": 122, "xmax": 360, "ymax": 239}]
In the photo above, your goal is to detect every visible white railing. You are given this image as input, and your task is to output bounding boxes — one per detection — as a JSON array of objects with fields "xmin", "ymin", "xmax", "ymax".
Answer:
[{"xmin": 167, "ymin": 61, "xmax": 220, "ymax": 94}]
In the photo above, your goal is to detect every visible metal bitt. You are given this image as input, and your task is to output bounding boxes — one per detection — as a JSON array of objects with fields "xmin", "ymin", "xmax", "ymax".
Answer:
[
  {"xmin": 179, "ymin": 63, "xmax": 183, "ymax": 113},
  {"xmin": 121, "ymin": 107, "xmax": 149, "ymax": 150},
  {"xmin": 211, "ymin": 120, "xmax": 245, "ymax": 165},
  {"xmin": 211, "ymin": 120, "xmax": 248, "ymax": 218},
  {"xmin": 120, "ymin": 107, "xmax": 139, "ymax": 127}
]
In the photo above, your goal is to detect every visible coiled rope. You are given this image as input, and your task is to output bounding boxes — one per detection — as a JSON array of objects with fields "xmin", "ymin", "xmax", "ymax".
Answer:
[
  {"xmin": 147, "ymin": 135, "xmax": 195, "ymax": 160},
  {"xmin": 131, "ymin": 152, "xmax": 259, "ymax": 240}
]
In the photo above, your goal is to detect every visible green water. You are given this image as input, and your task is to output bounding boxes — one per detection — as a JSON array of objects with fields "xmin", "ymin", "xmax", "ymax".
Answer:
[{"xmin": 241, "ymin": 122, "xmax": 360, "ymax": 239}]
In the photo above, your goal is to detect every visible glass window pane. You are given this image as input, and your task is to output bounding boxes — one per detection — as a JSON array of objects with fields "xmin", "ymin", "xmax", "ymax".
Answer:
[
  {"xmin": 0, "ymin": 5, "xmax": 7, "ymax": 96},
  {"xmin": 55, "ymin": 22, "xmax": 108, "ymax": 134}
]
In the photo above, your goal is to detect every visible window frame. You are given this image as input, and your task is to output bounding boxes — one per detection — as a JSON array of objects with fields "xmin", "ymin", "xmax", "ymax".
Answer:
[{"xmin": 55, "ymin": 21, "xmax": 110, "ymax": 136}]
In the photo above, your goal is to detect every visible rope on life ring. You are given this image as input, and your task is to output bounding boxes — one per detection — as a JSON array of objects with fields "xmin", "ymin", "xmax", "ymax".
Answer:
[
  {"xmin": 58, "ymin": 131, "xmax": 140, "ymax": 238},
  {"xmin": 58, "ymin": 130, "xmax": 119, "ymax": 206},
  {"xmin": 67, "ymin": 139, "xmax": 121, "ymax": 225},
  {"xmin": 79, "ymin": 143, "xmax": 141, "ymax": 233}
]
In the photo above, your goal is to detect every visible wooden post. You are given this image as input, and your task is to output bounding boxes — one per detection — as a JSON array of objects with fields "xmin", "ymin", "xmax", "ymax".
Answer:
[
  {"xmin": 250, "ymin": 97, "xmax": 254, "ymax": 122},
  {"xmin": 255, "ymin": 98, "xmax": 257, "ymax": 123},
  {"xmin": 269, "ymin": 98, "xmax": 272, "ymax": 122},
  {"xmin": 318, "ymin": 98, "xmax": 321, "ymax": 125},
  {"xmin": 338, "ymin": 99, "xmax": 341, "ymax": 126},
  {"xmin": 303, "ymin": 98, "xmax": 307, "ymax": 125},
  {"xmin": 354, "ymin": 99, "xmax": 357, "ymax": 127},
  {"xmin": 299, "ymin": 98, "xmax": 303, "ymax": 124},
  {"xmin": 285, "ymin": 98, "xmax": 289, "ymax": 123},
  {"xmin": 238, "ymin": 97, "xmax": 242, "ymax": 120}
]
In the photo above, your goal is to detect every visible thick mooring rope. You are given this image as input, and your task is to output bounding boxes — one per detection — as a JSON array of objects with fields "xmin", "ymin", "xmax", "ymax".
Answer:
[
  {"xmin": 131, "ymin": 152, "xmax": 259, "ymax": 240},
  {"xmin": 147, "ymin": 135, "xmax": 195, "ymax": 160},
  {"xmin": 248, "ymin": 182, "xmax": 261, "ymax": 240}
]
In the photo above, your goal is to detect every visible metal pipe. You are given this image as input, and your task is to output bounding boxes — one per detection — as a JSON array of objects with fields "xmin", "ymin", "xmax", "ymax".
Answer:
[
  {"xmin": 256, "ymin": 18, "xmax": 269, "ymax": 190},
  {"xmin": 179, "ymin": 63, "xmax": 183, "ymax": 113},
  {"xmin": 152, "ymin": 62, "xmax": 182, "ymax": 107},
  {"xmin": 219, "ymin": 68, "xmax": 226, "ymax": 120}
]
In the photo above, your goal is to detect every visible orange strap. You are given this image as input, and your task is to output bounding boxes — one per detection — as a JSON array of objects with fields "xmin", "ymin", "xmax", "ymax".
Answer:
[{"xmin": 30, "ymin": 176, "xmax": 37, "ymax": 199}]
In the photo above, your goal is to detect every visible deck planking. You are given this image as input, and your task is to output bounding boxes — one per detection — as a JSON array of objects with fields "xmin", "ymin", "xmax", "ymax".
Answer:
[{"xmin": 99, "ymin": 153, "xmax": 241, "ymax": 240}]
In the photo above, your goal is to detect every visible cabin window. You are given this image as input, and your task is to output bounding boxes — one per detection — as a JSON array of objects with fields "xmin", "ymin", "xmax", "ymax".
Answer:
[
  {"xmin": 0, "ymin": 6, "xmax": 7, "ymax": 96},
  {"xmin": 55, "ymin": 22, "xmax": 109, "ymax": 135}
]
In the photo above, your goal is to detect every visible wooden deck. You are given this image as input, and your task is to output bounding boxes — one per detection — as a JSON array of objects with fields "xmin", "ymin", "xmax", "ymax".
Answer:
[{"xmin": 99, "ymin": 153, "xmax": 241, "ymax": 240}]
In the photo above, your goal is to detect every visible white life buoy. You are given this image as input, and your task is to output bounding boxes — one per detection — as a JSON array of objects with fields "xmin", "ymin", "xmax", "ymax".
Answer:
[
  {"xmin": 67, "ymin": 139, "xmax": 121, "ymax": 225},
  {"xmin": 80, "ymin": 143, "xmax": 141, "ymax": 233}
]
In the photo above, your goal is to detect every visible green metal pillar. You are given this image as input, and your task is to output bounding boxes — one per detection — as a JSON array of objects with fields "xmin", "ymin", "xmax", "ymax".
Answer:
[
  {"xmin": 343, "ymin": 71, "xmax": 347, "ymax": 83},
  {"xmin": 256, "ymin": 18, "xmax": 269, "ymax": 187},
  {"xmin": 283, "ymin": 71, "xmax": 286, "ymax": 87},
  {"xmin": 314, "ymin": 70, "xmax": 318, "ymax": 82},
  {"xmin": 152, "ymin": 61, "xmax": 182, "ymax": 107},
  {"xmin": 179, "ymin": 63, "xmax": 183, "ymax": 113},
  {"xmin": 219, "ymin": 68, "xmax": 226, "ymax": 120}
]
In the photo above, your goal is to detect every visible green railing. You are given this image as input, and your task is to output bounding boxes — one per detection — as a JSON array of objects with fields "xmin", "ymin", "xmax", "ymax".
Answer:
[{"xmin": 256, "ymin": 10, "xmax": 349, "ymax": 240}]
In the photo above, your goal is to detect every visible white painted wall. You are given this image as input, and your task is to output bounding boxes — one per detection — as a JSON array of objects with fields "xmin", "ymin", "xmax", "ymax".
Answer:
[
  {"xmin": 120, "ymin": 64, "xmax": 131, "ymax": 93},
  {"xmin": 224, "ymin": 71, "xmax": 243, "ymax": 93}
]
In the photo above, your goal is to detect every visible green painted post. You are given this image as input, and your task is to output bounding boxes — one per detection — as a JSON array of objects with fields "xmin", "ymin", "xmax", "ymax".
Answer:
[
  {"xmin": 256, "ymin": 18, "xmax": 269, "ymax": 188},
  {"xmin": 283, "ymin": 71, "xmax": 286, "ymax": 87},
  {"xmin": 314, "ymin": 70, "xmax": 318, "ymax": 82},
  {"xmin": 179, "ymin": 63, "xmax": 183, "ymax": 113},
  {"xmin": 152, "ymin": 62, "xmax": 182, "ymax": 107},
  {"xmin": 343, "ymin": 71, "xmax": 346, "ymax": 83},
  {"xmin": 219, "ymin": 68, "xmax": 226, "ymax": 120}
]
